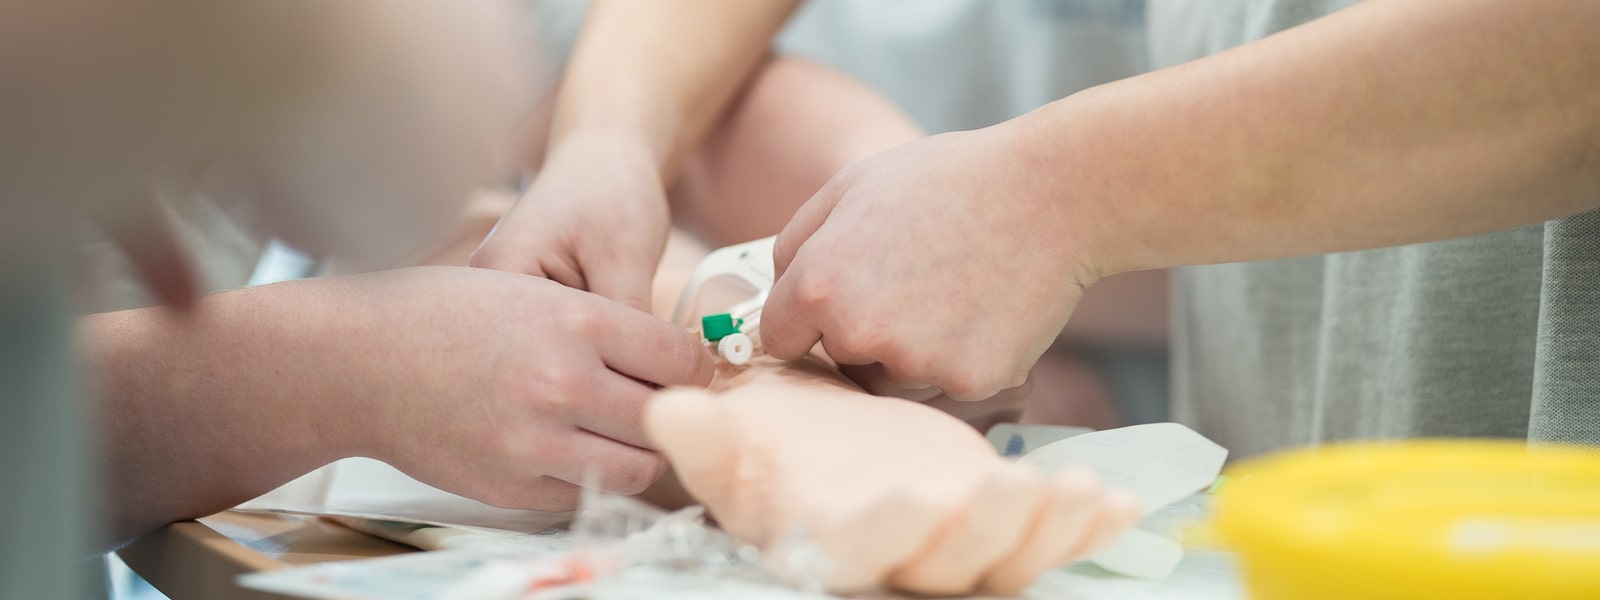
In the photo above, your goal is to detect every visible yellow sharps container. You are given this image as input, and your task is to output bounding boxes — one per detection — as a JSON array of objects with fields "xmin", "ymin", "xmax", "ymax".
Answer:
[{"xmin": 1212, "ymin": 441, "xmax": 1600, "ymax": 599}]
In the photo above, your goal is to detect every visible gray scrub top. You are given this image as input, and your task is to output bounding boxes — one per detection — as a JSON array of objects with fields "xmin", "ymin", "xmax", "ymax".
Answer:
[
  {"xmin": 1, "ymin": 262, "xmax": 103, "ymax": 599},
  {"xmin": 1150, "ymin": 0, "xmax": 1600, "ymax": 458}
]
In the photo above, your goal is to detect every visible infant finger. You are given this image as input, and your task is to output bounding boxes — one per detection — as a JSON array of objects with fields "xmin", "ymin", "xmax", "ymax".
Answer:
[
  {"xmin": 1060, "ymin": 487, "xmax": 1144, "ymax": 563},
  {"xmin": 1068, "ymin": 489, "xmax": 1145, "ymax": 560},
  {"xmin": 811, "ymin": 487, "xmax": 948, "ymax": 593},
  {"xmin": 979, "ymin": 467, "xmax": 1105, "ymax": 594},
  {"xmin": 643, "ymin": 390, "xmax": 742, "ymax": 521},
  {"xmin": 886, "ymin": 463, "xmax": 1044, "ymax": 596}
]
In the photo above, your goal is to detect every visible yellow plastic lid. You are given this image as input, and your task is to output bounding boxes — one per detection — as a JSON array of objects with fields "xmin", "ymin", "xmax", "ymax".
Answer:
[{"xmin": 1213, "ymin": 441, "xmax": 1600, "ymax": 600}]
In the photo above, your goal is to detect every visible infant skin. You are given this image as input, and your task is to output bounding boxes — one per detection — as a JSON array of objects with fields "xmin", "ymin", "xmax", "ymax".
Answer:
[{"xmin": 646, "ymin": 357, "xmax": 1141, "ymax": 595}]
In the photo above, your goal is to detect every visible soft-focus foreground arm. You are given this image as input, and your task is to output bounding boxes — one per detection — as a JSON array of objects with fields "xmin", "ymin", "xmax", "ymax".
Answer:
[{"xmin": 1045, "ymin": 0, "xmax": 1600, "ymax": 276}]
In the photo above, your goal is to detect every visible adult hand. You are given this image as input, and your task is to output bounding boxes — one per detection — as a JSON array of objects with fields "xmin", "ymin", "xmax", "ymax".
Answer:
[
  {"xmin": 763, "ymin": 124, "xmax": 1103, "ymax": 401},
  {"xmin": 471, "ymin": 132, "xmax": 670, "ymax": 311},
  {"xmin": 346, "ymin": 267, "xmax": 712, "ymax": 510}
]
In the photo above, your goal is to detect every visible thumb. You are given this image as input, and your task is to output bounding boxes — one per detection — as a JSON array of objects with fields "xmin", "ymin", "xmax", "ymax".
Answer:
[
  {"xmin": 773, "ymin": 174, "xmax": 846, "ymax": 279},
  {"xmin": 645, "ymin": 389, "xmax": 739, "ymax": 511}
]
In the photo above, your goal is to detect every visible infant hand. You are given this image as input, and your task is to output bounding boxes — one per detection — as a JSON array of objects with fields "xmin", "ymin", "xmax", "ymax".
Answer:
[{"xmin": 646, "ymin": 380, "xmax": 1140, "ymax": 595}]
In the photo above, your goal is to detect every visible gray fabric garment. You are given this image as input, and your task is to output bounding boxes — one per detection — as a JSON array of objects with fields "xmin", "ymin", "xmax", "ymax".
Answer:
[
  {"xmin": 1, "ymin": 262, "xmax": 104, "ymax": 599},
  {"xmin": 531, "ymin": 0, "xmax": 1151, "ymax": 135},
  {"xmin": 777, "ymin": 0, "xmax": 1148, "ymax": 134},
  {"xmin": 1152, "ymin": 0, "xmax": 1600, "ymax": 458}
]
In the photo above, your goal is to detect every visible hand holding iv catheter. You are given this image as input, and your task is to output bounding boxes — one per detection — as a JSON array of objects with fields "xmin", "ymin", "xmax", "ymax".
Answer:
[{"xmin": 671, "ymin": 236, "xmax": 777, "ymax": 366}]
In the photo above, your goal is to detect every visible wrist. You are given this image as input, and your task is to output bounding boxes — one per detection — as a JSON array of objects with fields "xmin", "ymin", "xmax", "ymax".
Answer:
[
  {"xmin": 210, "ymin": 281, "xmax": 369, "ymax": 466},
  {"xmin": 1006, "ymin": 89, "xmax": 1166, "ymax": 279},
  {"xmin": 84, "ymin": 285, "xmax": 358, "ymax": 523},
  {"xmin": 545, "ymin": 127, "xmax": 667, "ymax": 184},
  {"xmin": 279, "ymin": 276, "xmax": 398, "ymax": 464}
]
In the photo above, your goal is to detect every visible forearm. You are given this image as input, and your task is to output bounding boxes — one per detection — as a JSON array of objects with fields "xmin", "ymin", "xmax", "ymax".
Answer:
[
  {"xmin": 1026, "ymin": 0, "xmax": 1600, "ymax": 276},
  {"xmin": 83, "ymin": 282, "xmax": 365, "ymax": 545},
  {"xmin": 551, "ymin": 0, "xmax": 800, "ymax": 180}
]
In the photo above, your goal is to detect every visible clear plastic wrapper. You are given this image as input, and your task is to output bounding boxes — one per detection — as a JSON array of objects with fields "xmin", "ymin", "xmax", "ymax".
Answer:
[{"xmin": 569, "ymin": 487, "xmax": 831, "ymax": 593}]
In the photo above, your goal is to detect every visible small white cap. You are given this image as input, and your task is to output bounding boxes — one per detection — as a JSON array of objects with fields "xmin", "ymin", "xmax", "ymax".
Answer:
[{"xmin": 718, "ymin": 333, "xmax": 754, "ymax": 365}]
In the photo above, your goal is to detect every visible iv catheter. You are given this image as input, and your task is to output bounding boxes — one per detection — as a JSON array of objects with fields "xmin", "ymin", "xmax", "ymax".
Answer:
[{"xmin": 671, "ymin": 236, "xmax": 776, "ymax": 365}]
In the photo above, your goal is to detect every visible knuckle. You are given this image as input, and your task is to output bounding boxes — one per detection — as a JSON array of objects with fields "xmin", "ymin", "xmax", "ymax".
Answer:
[
  {"xmin": 562, "ymin": 304, "xmax": 603, "ymax": 337},
  {"xmin": 537, "ymin": 364, "xmax": 582, "ymax": 400},
  {"xmin": 835, "ymin": 323, "xmax": 890, "ymax": 358},
  {"xmin": 793, "ymin": 272, "xmax": 834, "ymax": 307},
  {"xmin": 1008, "ymin": 371, "xmax": 1031, "ymax": 390}
]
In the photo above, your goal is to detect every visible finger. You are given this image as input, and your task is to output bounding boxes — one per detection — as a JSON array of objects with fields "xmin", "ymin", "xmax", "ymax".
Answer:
[
  {"xmin": 816, "ymin": 335, "xmax": 879, "ymax": 367},
  {"xmin": 838, "ymin": 363, "xmax": 940, "ymax": 401},
  {"xmin": 494, "ymin": 475, "xmax": 583, "ymax": 512},
  {"xmin": 643, "ymin": 390, "xmax": 739, "ymax": 513},
  {"xmin": 980, "ymin": 467, "xmax": 1106, "ymax": 594},
  {"xmin": 812, "ymin": 487, "xmax": 950, "ymax": 593},
  {"xmin": 545, "ymin": 429, "xmax": 667, "ymax": 497},
  {"xmin": 565, "ymin": 371, "xmax": 657, "ymax": 449},
  {"xmin": 887, "ymin": 463, "xmax": 1045, "ymax": 595},
  {"xmin": 594, "ymin": 307, "xmax": 714, "ymax": 388},
  {"xmin": 922, "ymin": 375, "xmax": 1033, "ymax": 427},
  {"xmin": 760, "ymin": 275, "xmax": 824, "ymax": 360},
  {"xmin": 541, "ymin": 254, "xmax": 588, "ymax": 291},
  {"xmin": 923, "ymin": 395, "xmax": 1026, "ymax": 429},
  {"xmin": 1069, "ymin": 488, "xmax": 1143, "ymax": 559},
  {"xmin": 581, "ymin": 250, "xmax": 654, "ymax": 313},
  {"xmin": 772, "ymin": 176, "xmax": 845, "ymax": 278},
  {"xmin": 100, "ymin": 194, "xmax": 197, "ymax": 310}
]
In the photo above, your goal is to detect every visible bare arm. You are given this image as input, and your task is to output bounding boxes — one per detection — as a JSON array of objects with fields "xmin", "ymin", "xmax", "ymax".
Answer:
[
  {"xmin": 84, "ymin": 284, "xmax": 362, "ymax": 545},
  {"xmin": 550, "ymin": 0, "xmax": 801, "ymax": 180},
  {"xmin": 1034, "ymin": 0, "xmax": 1600, "ymax": 276},
  {"xmin": 762, "ymin": 0, "xmax": 1600, "ymax": 400},
  {"xmin": 86, "ymin": 267, "xmax": 712, "ymax": 547}
]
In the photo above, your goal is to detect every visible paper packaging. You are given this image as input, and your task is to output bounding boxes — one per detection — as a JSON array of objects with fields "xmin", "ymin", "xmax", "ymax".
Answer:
[
  {"xmin": 984, "ymin": 423, "xmax": 1092, "ymax": 456},
  {"xmin": 1018, "ymin": 422, "xmax": 1228, "ymax": 580},
  {"xmin": 241, "ymin": 491, "xmax": 841, "ymax": 600},
  {"xmin": 244, "ymin": 424, "xmax": 1227, "ymax": 599},
  {"xmin": 237, "ymin": 457, "xmax": 570, "ymax": 532}
]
